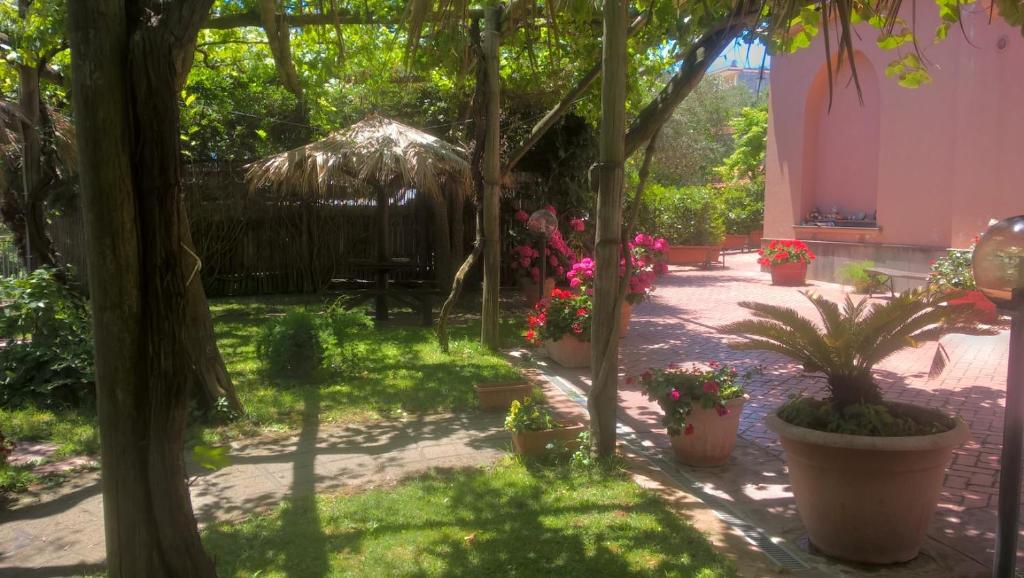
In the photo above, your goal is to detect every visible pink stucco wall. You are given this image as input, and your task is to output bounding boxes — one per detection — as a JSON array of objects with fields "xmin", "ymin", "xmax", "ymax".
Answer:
[{"xmin": 765, "ymin": 5, "xmax": 1024, "ymax": 250}]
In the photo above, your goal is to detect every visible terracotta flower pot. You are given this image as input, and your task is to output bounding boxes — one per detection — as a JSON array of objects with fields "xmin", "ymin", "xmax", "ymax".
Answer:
[
  {"xmin": 766, "ymin": 409, "xmax": 970, "ymax": 564},
  {"xmin": 518, "ymin": 276, "xmax": 555, "ymax": 308},
  {"xmin": 512, "ymin": 423, "xmax": 586, "ymax": 457},
  {"xmin": 475, "ymin": 381, "xmax": 535, "ymax": 412},
  {"xmin": 668, "ymin": 395, "xmax": 747, "ymax": 467},
  {"xmin": 619, "ymin": 301, "xmax": 633, "ymax": 337},
  {"xmin": 545, "ymin": 334, "xmax": 591, "ymax": 368},
  {"xmin": 748, "ymin": 229, "xmax": 763, "ymax": 247},
  {"xmin": 665, "ymin": 245, "xmax": 722, "ymax": 267},
  {"xmin": 723, "ymin": 234, "xmax": 748, "ymax": 251},
  {"xmin": 769, "ymin": 261, "xmax": 808, "ymax": 286}
]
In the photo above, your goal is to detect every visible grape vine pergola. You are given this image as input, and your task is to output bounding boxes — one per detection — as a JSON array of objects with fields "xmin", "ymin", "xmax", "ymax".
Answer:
[{"xmin": 62, "ymin": 0, "xmax": 1024, "ymax": 575}]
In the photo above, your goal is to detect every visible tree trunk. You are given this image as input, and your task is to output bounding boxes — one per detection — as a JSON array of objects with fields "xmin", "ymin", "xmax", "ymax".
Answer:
[
  {"xmin": 181, "ymin": 209, "xmax": 243, "ymax": 414},
  {"xmin": 480, "ymin": 6, "xmax": 502, "ymax": 350},
  {"xmin": 589, "ymin": 0, "xmax": 628, "ymax": 458},
  {"xmin": 9, "ymin": 0, "xmax": 58, "ymax": 271},
  {"xmin": 68, "ymin": 0, "xmax": 219, "ymax": 575}
]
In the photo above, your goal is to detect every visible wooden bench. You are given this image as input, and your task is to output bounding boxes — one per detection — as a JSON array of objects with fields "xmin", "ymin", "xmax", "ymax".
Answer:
[{"xmin": 864, "ymin": 266, "xmax": 931, "ymax": 297}]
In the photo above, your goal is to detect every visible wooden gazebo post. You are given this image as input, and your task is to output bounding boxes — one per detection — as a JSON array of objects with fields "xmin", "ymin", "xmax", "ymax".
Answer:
[
  {"xmin": 375, "ymin": 185, "xmax": 390, "ymax": 321},
  {"xmin": 480, "ymin": 4, "xmax": 503, "ymax": 350}
]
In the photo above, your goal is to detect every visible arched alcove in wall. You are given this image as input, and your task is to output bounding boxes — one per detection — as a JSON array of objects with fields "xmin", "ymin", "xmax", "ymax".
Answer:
[{"xmin": 800, "ymin": 51, "xmax": 881, "ymax": 223}]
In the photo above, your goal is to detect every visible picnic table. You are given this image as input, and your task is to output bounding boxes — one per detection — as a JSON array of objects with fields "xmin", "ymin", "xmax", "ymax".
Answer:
[
  {"xmin": 330, "ymin": 258, "xmax": 440, "ymax": 324},
  {"xmin": 864, "ymin": 266, "xmax": 931, "ymax": 297}
]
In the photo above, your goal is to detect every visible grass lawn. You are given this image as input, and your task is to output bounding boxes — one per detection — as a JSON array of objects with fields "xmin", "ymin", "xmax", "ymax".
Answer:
[
  {"xmin": 0, "ymin": 294, "xmax": 524, "ymax": 457},
  {"xmin": 200, "ymin": 295, "xmax": 523, "ymax": 443},
  {"xmin": 203, "ymin": 459, "xmax": 737, "ymax": 578}
]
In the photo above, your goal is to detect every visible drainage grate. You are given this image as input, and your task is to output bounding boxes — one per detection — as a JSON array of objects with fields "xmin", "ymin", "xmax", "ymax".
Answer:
[{"xmin": 541, "ymin": 370, "xmax": 811, "ymax": 572}]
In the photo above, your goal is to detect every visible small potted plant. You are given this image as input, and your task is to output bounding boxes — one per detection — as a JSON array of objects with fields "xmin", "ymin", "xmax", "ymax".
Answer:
[
  {"xmin": 634, "ymin": 362, "xmax": 750, "ymax": 466},
  {"xmin": 721, "ymin": 291, "xmax": 974, "ymax": 564},
  {"xmin": 474, "ymin": 379, "xmax": 537, "ymax": 412},
  {"xmin": 525, "ymin": 288, "xmax": 592, "ymax": 368},
  {"xmin": 505, "ymin": 395, "xmax": 584, "ymax": 457},
  {"xmin": 757, "ymin": 239, "xmax": 815, "ymax": 286}
]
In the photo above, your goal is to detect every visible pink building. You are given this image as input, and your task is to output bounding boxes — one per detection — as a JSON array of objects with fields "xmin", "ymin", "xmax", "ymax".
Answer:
[{"xmin": 764, "ymin": 6, "xmax": 1024, "ymax": 287}]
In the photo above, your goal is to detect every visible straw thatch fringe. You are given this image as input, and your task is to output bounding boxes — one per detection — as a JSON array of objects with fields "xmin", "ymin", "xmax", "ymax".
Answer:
[{"xmin": 245, "ymin": 115, "xmax": 471, "ymax": 202}]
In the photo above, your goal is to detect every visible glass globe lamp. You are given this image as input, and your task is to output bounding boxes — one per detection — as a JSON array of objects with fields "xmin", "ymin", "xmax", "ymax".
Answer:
[
  {"xmin": 972, "ymin": 215, "xmax": 1024, "ymax": 312},
  {"xmin": 526, "ymin": 209, "xmax": 558, "ymax": 237}
]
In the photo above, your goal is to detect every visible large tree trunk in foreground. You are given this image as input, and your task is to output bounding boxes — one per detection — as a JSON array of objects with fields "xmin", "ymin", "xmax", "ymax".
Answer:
[
  {"xmin": 589, "ymin": 0, "xmax": 628, "ymax": 458},
  {"xmin": 68, "ymin": 0, "xmax": 219, "ymax": 575}
]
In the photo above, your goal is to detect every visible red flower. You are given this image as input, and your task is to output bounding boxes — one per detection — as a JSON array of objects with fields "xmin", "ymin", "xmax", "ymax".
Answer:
[
  {"xmin": 525, "ymin": 329, "xmax": 537, "ymax": 342},
  {"xmin": 576, "ymin": 308, "xmax": 588, "ymax": 317},
  {"xmin": 571, "ymin": 322, "xmax": 583, "ymax": 334},
  {"xmin": 684, "ymin": 423, "xmax": 694, "ymax": 436}
]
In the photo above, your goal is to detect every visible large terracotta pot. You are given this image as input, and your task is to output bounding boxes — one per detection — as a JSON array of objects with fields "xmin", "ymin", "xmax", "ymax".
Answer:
[
  {"xmin": 723, "ymin": 234, "xmax": 748, "ymax": 251},
  {"xmin": 512, "ymin": 423, "xmax": 586, "ymax": 457},
  {"xmin": 475, "ymin": 381, "xmax": 535, "ymax": 412},
  {"xmin": 669, "ymin": 395, "xmax": 747, "ymax": 466},
  {"xmin": 767, "ymin": 410, "xmax": 970, "ymax": 564},
  {"xmin": 518, "ymin": 276, "xmax": 555, "ymax": 308},
  {"xmin": 665, "ymin": 245, "xmax": 722, "ymax": 267},
  {"xmin": 618, "ymin": 301, "xmax": 633, "ymax": 337},
  {"xmin": 545, "ymin": 334, "xmax": 591, "ymax": 368},
  {"xmin": 770, "ymin": 261, "xmax": 808, "ymax": 286}
]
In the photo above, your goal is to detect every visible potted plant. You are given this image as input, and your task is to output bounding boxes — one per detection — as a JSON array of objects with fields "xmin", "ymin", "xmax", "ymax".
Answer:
[
  {"xmin": 475, "ymin": 380, "xmax": 536, "ymax": 412},
  {"xmin": 721, "ymin": 291, "xmax": 973, "ymax": 564},
  {"xmin": 644, "ymin": 185, "xmax": 725, "ymax": 267},
  {"xmin": 929, "ymin": 240, "xmax": 999, "ymax": 324},
  {"xmin": 565, "ymin": 235, "xmax": 668, "ymax": 337},
  {"xmin": 505, "ymin": 395, "xmax": 584, "ymax": 457},
  {"xmin": 757, "ymin": 239, "xmax": 815, "ymax": 286},
  {"xmin": 634, "ymin": 362, "xmax": 750, "ymax": 466},
  {"xmin": 721, "ymin": 184, "xmax": 764, "ymax": 252},
  {"xmin": 509, "ymin": 207, "xmax": 574, "ymax": 307},
  {"xmin": 525, "ymin": 288, "xmax": 592, "ymax": 368}
]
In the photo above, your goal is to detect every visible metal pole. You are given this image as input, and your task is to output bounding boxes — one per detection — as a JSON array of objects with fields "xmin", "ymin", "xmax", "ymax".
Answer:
[
  {"xmin": 538, "ymin": 233, "xmax": 547, "ymax": 303},
  {"xmin": 995, "ymin": 312, "xmax": 1024, "ymax": 577}
]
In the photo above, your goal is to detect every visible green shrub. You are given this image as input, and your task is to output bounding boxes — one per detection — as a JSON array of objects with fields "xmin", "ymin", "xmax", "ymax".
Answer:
[
  {"xmin": 318, "ymin": 303, "xmax": 373, "ymax": 371},
  {"xmin": 0, "ymin": 268, "xmax": 94, "ymax": 409},
  {"xmin": 256, "ymin": 310, "xmax": 324, "ymax": 378},
  {"xmin": 838, "ymin": 260, "xmax": 886, "ymax": 294},
  {"xmin": 720, "ymin": 183, "xmax": 764, "ymax": 235},
  {"xmin": 930, "ymin": 248, "xmax": 976, "ymax": 290},
  {"xmin": 641, "ymin": 184, "xmax": 725, "ymax": 246}
]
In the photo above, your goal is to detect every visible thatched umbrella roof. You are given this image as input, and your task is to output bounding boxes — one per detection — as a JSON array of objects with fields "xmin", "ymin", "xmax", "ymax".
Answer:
[{"xmin": 246, "ymin": 115, "xmax": 470, "ymax": 200}]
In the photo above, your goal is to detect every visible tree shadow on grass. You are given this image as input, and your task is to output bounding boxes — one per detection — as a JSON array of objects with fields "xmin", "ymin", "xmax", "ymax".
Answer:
[{"xmin": 203, "ymin": 461, "xmax": 737, "ymax": 578}]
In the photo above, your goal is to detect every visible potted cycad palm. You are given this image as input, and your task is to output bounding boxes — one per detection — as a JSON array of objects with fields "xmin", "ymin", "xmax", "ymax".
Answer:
[{"xmin": 721, "ymin": 291, "xmax": 972, "ymax": 564}]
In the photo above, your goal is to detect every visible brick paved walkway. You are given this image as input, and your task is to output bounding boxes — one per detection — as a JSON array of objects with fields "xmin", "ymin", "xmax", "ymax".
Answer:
[{"xmin": 543, "ymin": 255, "xmax": 1012, "ymax": 571}]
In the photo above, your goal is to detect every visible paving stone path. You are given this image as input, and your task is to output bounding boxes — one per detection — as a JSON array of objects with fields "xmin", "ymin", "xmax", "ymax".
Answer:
[
  {"xmin": 0, "ymin": 413, "xmax": 506, "ymax": 577},
  {"xmin": 536, "ymin": 255, "xmax": 1013, "ymax": 574}
]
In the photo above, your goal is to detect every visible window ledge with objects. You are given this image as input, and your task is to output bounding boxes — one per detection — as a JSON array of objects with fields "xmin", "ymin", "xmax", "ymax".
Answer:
[{"xmin": 795, "ymin": 207, "xmax": 881, "ymax": 243}]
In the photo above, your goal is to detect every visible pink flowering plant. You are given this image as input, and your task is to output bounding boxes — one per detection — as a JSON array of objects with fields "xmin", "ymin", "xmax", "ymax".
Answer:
[
  {"xmin": 565, "ymin": 233, "xmax": 669, "ymax": 304},
  {"xmin": 524, "ymin": 288, "xmax": 592, "ymax": 345},
  {"xmin": 634, "ymin": 362, "xmax": 749, "ymax": 436},
  {"xmin": 509, "ymin": 206, "xmax": 576, "ymax": 283}
]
